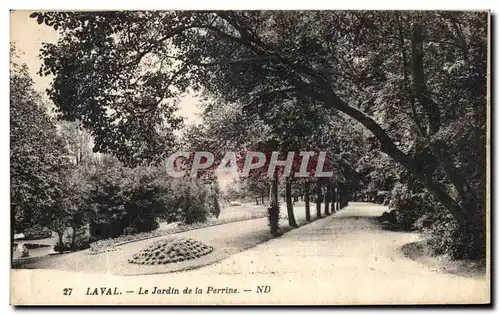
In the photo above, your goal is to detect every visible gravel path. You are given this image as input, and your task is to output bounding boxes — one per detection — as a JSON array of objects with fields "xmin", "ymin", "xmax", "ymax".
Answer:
[
  {"xmin": 184, "ymin": 202, "xmax": 489, "ymax": 304},
  {"xmin": 11, "ymin": 202, "xmax": 489, "ymax": 305},
  {"xmin": 12, "ymin": 202, "xmax": 320, "ymax": 275}
]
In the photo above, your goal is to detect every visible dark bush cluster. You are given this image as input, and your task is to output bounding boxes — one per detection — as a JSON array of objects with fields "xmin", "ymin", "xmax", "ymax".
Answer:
[
  {"xmin": 23, "ymin": 225, "xmax": 52, "ymax": 240},
  {"xmin": 386, "ymin": 182, "xmax": 485, "ymax": 260},
  {"xmin": 387, "ymin": 183, "xmax": 435, "ymax": 231},
  {"xmin": 128, "ymin": 237, "xmax": 214, "ymax": 265},
  {"xmin": 87, "ymin": 166, "xmax": 221, "ymax": 242},
  {"xmin": 54, "ymin": 231, "xmax": 91, "ymax": 253},
  {"xmin": 160, "ymin": 178, "xmax": 221, "ymax": 225}
]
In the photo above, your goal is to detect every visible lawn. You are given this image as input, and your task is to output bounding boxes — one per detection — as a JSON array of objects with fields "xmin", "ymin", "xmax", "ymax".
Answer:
[{"xmin": 14, "ymin": 202, "xmax": 324, "ymax": 275}]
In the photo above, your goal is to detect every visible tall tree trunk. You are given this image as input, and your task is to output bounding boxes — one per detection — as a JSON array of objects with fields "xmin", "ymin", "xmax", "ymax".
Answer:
[
  {"xmin": 316, "ymin": 181, "xmax": 322, "ymax": 218},
  {"xmin": 290, "ymin": 56, "xmax": 470, "ymax": 224},
  {"xmin": 268, "ymin": 176, "xmax": 280, "ymax": 236},
  {"xmin": 315, "ymin": 89, "xmax": 468, "ymax": 224},
  {"xmin": 261, "ymin": 194, "xmax": 264, "ymax": 205},
  {"xmin": 324, "ymin": 181, "xmax": 331, "ymax": 215},
  {"xmin": 344, "ymin": 185, "xmax": 348, "ymax": 208},
  {"xmin": 335, "ymin": 184, "xmax": 340, "ymax": 211},
  {"xmin": 57, "ymin": 232, "xmax": 64, "ymax": 253},
  {"xmin": 285, "ymin": 179, "xmax": 298, "ymax": 228},
  {"xmin": 342, "ymin": 184, "xmax": 348, "ymax": 208},
  {"xmin": 71, "ymin": 225, "xmax": 77, "ymax": 250},
  {"xmin": 212, "ymin": 13, "xmax": 472, "ymax": 230},
  {"xmin": 342, "ymin": 184, "xmax": 347, "ymax": 208},
  {"xmin": 331, "ymin": 182, "xmax": 336, "ymax": 213},
  {"xmin": 410, "ymin": 21, "xmax": 479, "ymax": 216},
  {"xmin": 304, "ymin": 181, "xmax": 311, "ymax": 221},
  {"xmin": 10, "ymin": 225, "xmax": 14, "ymax": 263}
]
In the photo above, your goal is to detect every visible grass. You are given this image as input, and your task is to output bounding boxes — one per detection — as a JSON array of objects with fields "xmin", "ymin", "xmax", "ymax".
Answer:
[
  {"xmin": 88, "ymin": 213, "xmax": 267, "ymax": 255},
  {"xmin": 401, "ymin": 241, "xmax": 486, "ymax": 278}
]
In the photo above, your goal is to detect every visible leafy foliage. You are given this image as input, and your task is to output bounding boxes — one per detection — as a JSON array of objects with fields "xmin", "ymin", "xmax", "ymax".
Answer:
[
  {"xmin": 10, "ymin": 46, "xmax": 71, "ymax": 242},
  {"xmin": 86, "ymin": 163, "xmax": 168, "ymax": 240},
  {"xmin": 31, "ymin": 11, "xmax": 488, "ymax": 259},
  {"xmin": 23, "ymin": 225, "xmax": 52, "ymax": 240}
]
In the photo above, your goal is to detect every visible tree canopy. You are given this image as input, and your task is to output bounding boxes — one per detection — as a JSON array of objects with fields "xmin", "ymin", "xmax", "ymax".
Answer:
[{"xmin": 31, "ymin": 10, "xmax": 488, "ymax": 258}]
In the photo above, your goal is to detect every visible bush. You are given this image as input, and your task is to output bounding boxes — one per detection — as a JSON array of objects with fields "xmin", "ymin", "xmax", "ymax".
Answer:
[
  {"xmin": 54, "ymin": 241, "xmax": 72, "ymax": 253},
  {"xmin": 14, "ymin": 244, "xmax": 30, "ymax": 258},
  {"xmin": 88, "ymin": 239, "xmax": 118, "ymax": 255},
  {"xmin": 388, "ymin": 183, "xmax": 434, "ymax": 231},
  {"xmin": 87, "ymin": 165, "xmax": 172, "ymax": 240},
  {"xmin": 71, "ymin": 235, "xmax": 91, "ymax": 251},
  {"xmin": 23, "ymin": 225, "xmax": 52, "ymax": 240},
  {"xmin": 422, "ymin": 213, "xmax": 486, "ymax": 260},
  {"xmin": 207, "ymin": 189, "xmax": 221, "ymax": 218},
  {"xmin": 376, "ymin": 191, "xmax": 390, "ymax": 204},
  {"xmin": 123, "ymin": 226, "xmax": 139, "ymax": 235},
  {"xmin": 422, "ymin": 215, "xmax": 461, "ymax": 257},
  {"xmin": 379, "ymin": 210, "xmax": 398, "ymax": 224},
  {"xmin": 390, "ymin": 181, "xmax": 485, "ymax": 260},
  {"xmin": 170, "ymin": 178, "xmax": 211, "ymax": 225}
]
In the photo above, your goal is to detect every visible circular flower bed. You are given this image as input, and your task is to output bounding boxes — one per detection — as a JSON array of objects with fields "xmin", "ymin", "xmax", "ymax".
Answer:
[{"xmin": 128, "ymin": 237, "xmax": 214, "ymax": 265}]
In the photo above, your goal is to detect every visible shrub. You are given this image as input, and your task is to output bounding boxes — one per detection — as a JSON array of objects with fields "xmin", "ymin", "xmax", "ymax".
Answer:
[
  {"xmin": 379, "ymin": 210, "xmax": 398, "ymax": 225},
  {"xmin": 422, "ymin": 215, "xmax": 461, "ymax": 257},
  {"xmin": 87, "ymin": 212, "xmax": 267, "ymax": 255},
  {"xmin": 207, "ymin": 189, "xmax": 221, "ymax": 218},
  {"xmin": 422, "ymin": 213, "xmax": 486, "ymax": 260},
  {"xmin": 376, "ymin": 191, "xmax": 390, "ymax": 204},
  {"xmin": 391, "ymin": 181, "xmax": 485, "ymax": 260},
  {"xmin": 87, "ymin": 165, "xmax": 173, "ymax": 240},
  {"xmin": 88, "ymin": 239, "xmax": 119, "ymax": 255},
  {"xmin": 170, "ymin": 178, "xmax": 211, "ymax": 224},
  {"xmin": 54, "ymin": 241, "xmax": 72, "ymax": 253},
  {"xmin": 123, "ymin": 226, "xmax": 139, "ymax": 235},
  {"xmin": 389, "ymin": 183, "xmax": 434, "ymax": 231},
  {"xmin": 23, "ymin": 225, "xmax": 52, "ymax": 240},
  {"xmin": 71, "ymin": 235, "xmax": 91, "ymax": 251},
  {"xmin": 14, "ymin": 244, "xmax": 30, "ymax": 258}
]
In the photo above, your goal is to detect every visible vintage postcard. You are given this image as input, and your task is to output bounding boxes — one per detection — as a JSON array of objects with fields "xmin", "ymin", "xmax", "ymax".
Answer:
[{"xmin": 9, "ymin": 9, "xmax": 491, "ymax": 305}]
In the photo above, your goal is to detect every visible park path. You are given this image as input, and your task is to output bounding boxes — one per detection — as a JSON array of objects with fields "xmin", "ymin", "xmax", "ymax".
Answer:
[
  {"xmin": 11, "ymin": 202, "xmax": 489, "ymax": 305},
  {"xmin": 184, "ymin": 202, "xmax": 489, "ymax": 304}
]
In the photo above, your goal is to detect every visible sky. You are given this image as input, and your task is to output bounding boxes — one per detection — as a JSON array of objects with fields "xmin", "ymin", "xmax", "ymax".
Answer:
[
  {"xmin": 9, "ymin": 10, "xmax": 237, "ymax": 190},
  {"xmin": 9, "ymin": 10, "xmax": 203, "ymax": 125}
]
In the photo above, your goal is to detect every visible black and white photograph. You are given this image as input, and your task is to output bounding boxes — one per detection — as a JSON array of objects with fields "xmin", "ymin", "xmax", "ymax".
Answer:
[{"xmin": 9, "ymin": 8, "xmax": 490, "ymax": 305}]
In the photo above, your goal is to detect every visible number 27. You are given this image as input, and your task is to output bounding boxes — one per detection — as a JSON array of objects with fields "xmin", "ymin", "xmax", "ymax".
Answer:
[{"xmin": 63, "ymin": 288, "xmax": 73, "ymax": 296}]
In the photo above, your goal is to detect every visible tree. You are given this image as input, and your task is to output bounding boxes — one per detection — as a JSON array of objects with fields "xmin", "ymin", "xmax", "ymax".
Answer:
[
  {"xmin": 33, "ymin": 11, "xmax": 488, "ymax": 258},
  {"xmin": 304, "ymin": 181, "xmax": 311, "ymax": 221},
  {"xmin": 10, "ymin": 45, "xmax": 71, "ymax": 258},
  {"xmin": 49, "ymin": 166, "xmax": 91, "ymax": 251},
  {"xmin": 58, "ymin": 120, "xmax": 94, "ymax": 167}
]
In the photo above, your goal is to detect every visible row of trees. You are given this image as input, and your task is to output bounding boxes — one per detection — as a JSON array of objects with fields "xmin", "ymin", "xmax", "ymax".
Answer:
[
  {"xmin": 181, "ymin": 98, "xmax": 354, "ymax": 235},
  {"xmin": 30, "ymin": 11, "xmax": 487, "ymax": 259}
]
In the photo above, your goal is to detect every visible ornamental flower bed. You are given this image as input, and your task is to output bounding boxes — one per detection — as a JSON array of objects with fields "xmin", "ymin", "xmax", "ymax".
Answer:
[
  {"xmin": 128, "ymin": 237, "xmax": 214, "ymax": 265},
  {"xmin": 88, "ymin": 213, "xmax": 266, "ymax": 255}
]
